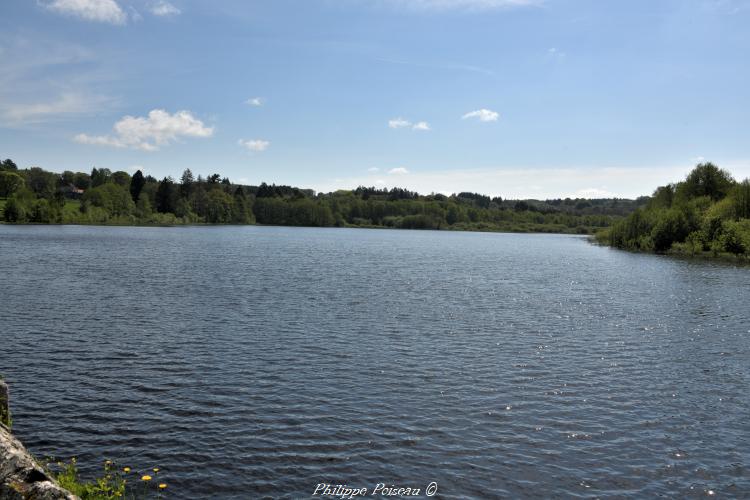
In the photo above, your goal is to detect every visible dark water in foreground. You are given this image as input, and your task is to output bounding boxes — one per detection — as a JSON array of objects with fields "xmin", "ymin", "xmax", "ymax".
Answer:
[{"xmin": 1, "ymin": 225, "xmax": 749, "ymax": 498}]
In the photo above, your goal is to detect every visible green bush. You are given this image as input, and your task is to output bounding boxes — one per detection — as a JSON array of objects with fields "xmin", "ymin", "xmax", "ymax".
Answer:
[
  {"xmin": 650, "ymin": 209, "xmax": 689, "ymax": 252},
  {"xmin": 719, "ymin": 221, "xmax": 748, "ymax": 256}
]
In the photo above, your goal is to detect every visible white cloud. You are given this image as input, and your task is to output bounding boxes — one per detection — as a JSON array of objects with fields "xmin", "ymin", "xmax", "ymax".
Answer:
[
  {"xmin": 75, "ymin": 109, "xmax": 213, "ymax": 151},
  {"xmin": 388, "ymin": 117, "xmax": 411, "ymax": 129},
  {"xmin": 150, "ymin": 1, "xmax": 181, "ymax": 16},
  {"xmin": 44, "ymin": 0, "xmax": 127, "ymax": 24},
  {"xmin": 462, "ymin": 108, "xmax": 499, "ymax": 122},
  {"xmin": 574, "ymin": 188, "xmax": 617, "ymax": 198},
  {"xmin": 1, "ymin": 92, "xmax": 112, "ymax": 125},
  {"xmin": 388, "ymin": 167, "xmax": 409, "ymax": 175},
  {"xmin": 245, "ymin": 97, "xmax": 263, "ymax": 107},
  {"xmin": 381, "ymin": 0, "xmax": 539, "ymax": 11},
  {"xmin": 238, "ymin": 139, "xmax": 270, "ymax": 152},
  {"xmin": 547, "ymin": 47, "xmax": 566, "ymax": 61},
  {"xmin": 390, "ymin": 118, "xmax": 431, "ymax": 130}
]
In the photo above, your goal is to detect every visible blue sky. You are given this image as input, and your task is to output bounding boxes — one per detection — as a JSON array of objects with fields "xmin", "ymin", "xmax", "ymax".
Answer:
[{"xmin": 1, "ymin": 0, "xmax": 749, "ymax": 198}]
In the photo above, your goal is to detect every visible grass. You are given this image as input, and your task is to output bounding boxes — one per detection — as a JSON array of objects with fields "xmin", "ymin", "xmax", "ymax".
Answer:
[
  {"xmin": 50, "ymin": 458, "xmax": 169, "ymax": 499},
  {"xmin": 52, "ymin": 458, "xmax": 126, "ymax": 499}
]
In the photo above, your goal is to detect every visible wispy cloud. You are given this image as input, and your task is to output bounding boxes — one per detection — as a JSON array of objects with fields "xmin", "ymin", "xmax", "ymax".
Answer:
[
  {"xmin": 129, "ymin": 6, "xmax": 143, "ymax": 21},
  {"xmin": 388, "ymin": 117, "xmax": 411, "ymax": 129},
  {"xmin": 75, "ymin": 109, "xmax": 214, "ymax": 151},
  {"xmin": 379, "ymin": 0, "xmax": 540, "ymax": 12},
  {"xmin": 368, "ymin": 167, "xmax": 380, "ymax": 172},
  {"xmin": 1, "ymin": 92, "xmax": 113, "ymax": 126},
  {"xmin": 462, "ymin": 108, "xmax": 499, "ymax": 122},
  {"xmin": 389, "ymin": 118, "xmax": 431, "ymax": 130},
  {"xmin": 43, "ymin": 0, "xmax": 128, "ymax": 25},
  {"xmin": 0, "ymin": 36, "xmax": 121, "ymax": 127},
  {"xmin": 245, "ymin": 97, "xmax": 263, "ymax": 107},
  {"xmin": 150, "ymin": 1, "xmax": 181, "ymax": 16},
  {"xmin": 238, "ymin": 139, "xmax": 270, "ymax": 152},
  {"xmin": 376, "ymin": 57, "xmax": 495, "ymax": 77},
  {"xmin": 547, "ymin": 47, "xmax": 566, "ymax": 61},
  {"xmin": 388, "ymin": 167, "xmax": 409, "ymax": 175},
  {"xmin": 575, "ymin": 187, "xmax": 616, "ymax": 198}
]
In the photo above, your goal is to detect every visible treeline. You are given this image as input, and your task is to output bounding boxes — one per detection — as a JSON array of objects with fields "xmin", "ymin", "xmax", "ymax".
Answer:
[
  {"xmin": 0, "ymin": 159, "xmax": 635, "ymax": 233},
  {"xmin": 598, "ymin": 163, "xmax": 750, "ymax": 257},
  {"xmin": 0, "ymin": 164, "xmax": 253, "ymax": 225}
]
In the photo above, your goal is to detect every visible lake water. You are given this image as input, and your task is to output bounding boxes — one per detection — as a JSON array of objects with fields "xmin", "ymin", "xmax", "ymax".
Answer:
[{"xmin": 1, "ymin": 225, "xmax": 749, "ymax": 498}]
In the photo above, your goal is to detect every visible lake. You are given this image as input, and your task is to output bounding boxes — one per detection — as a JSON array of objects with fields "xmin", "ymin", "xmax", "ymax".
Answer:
[{"xmin": 1, "ymin": 225, "xmax": 748, "ymax": 498}]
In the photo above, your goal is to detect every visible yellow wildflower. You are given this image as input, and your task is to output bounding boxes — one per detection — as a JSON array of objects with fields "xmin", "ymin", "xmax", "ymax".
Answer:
[
  {"xmin": 141, "ymin": 475, "xmax": 152, "ymax": 481},
  {"xmin": 123, "ymin": 467, "xmax": 131, "ymax": 473},
  {"xmin": 153, "ymin": 467, "xmax": 160, "ymax": 473},
  {"xmin": 158, "ymin": 483, "xmax": 167, "ymax": 489}
]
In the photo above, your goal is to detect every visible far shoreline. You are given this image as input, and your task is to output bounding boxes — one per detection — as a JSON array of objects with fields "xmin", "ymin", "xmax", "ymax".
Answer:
[{"xmin": 0, "ymin": 220, "xmax": 598, "ymax": 236}]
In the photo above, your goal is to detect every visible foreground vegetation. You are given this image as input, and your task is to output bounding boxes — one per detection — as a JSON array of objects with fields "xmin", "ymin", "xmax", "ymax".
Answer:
[
  {"xmin": 0, "ymin": 158, "xmax": 639, "ymax": 233},
  {"xmin": 597, "ymin": 163, "xmax": 750, "ymax": 259},
  {"xmin": 50, "ymin": 458, "xmax": 167, "ymax": 499}
]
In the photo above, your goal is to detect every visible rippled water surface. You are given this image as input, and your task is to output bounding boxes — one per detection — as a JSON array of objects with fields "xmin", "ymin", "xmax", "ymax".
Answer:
[{"xmin": 1, "ymin": 225, "xmax": 749, "ymax": 498}]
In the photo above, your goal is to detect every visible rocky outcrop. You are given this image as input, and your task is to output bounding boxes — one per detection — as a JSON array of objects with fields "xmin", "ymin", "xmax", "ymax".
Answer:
[
  {"xmin": 0, "ymin": 382, "xmax": 8, "ymax": 428},
  {"xmin": 0, "ymin": 381, "xmax": 77, "ymax": 500}
]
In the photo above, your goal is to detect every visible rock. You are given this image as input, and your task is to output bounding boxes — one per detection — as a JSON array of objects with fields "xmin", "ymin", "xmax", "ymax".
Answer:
[
  {"xmin": 0, "ymin": 381, "xmax": 77, "ymax": 499},
  {"xmin": 0, "ymin": 382, "xmax": 8, "ymax": 428}
]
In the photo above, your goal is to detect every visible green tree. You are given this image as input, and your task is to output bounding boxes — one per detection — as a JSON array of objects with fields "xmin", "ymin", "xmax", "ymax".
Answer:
[
  {"xmin": 0, "ymin": 171, "xmax": 25, "ymax": 197},
  {"xmin": 72, "ymin": 172, "xmax": 91, "ymax": 190},
  {"xmin": 650, "ymin": 209, "xmax": 690, "ymax": 252},
  {"xmin": 3, "ymin": 197, "xmax": 25, "ymax": 222},
  {"xmin": 3, "ymin": 188, "xmax": 35, "ymax": 222},
  {"xmin": 231, "ymin": 187, "xmax": 253, "ymax": 223},
  {"xmin": 155, "ymin": 177, "xmax": 177, "ymax": 213},
  {"xmin": 90, "ymin": 167, "xmax": 112, "ymax": 188},
  {"xmin": 678, "ymin": 162, "xmax": 735, "ymax": 201},
  {"xmin": 111, "ymin": 171, "xmax": 131, "ymax": 187},
  {"xmin": 205, "ymin": 189, "xmax": 234, "ymax": 223},
  {"xmin": 180, "ymin": 168, "xmax": 195, "ymax": 199},
  {"xmin": 24, "ymin": 167, "xmax": 57, "ymax": 197},
  {"xmin": 136, "ymin": 195, "xmax": 153, "ymax": 219},
  {"xmin": 730, "ymin": 179, "xmax": 750, "ymax": 219},
  {"xmin": 129, "ymin": 170, "xmax": 146, "ymax": 202},
  {"xmin": 649, "ymin": 184, "xmax": 675, "ymax": 209},
  {"xmin": 1, "ymin": 159, "xmax": 18, "ymax": 171},
  {"xmin": 174, "ymin": 197, "xmax": 195, "ymax": 219},
  {"xmin": 82, "ymin": 183, "xmax": 135, "ymax": 217},
  {"xmin": 719, "ymin": 221, "xmax": 747, "ymax": 256}
]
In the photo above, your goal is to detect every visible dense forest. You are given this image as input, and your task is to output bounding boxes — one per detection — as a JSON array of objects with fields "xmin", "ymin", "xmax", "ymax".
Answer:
[
  {"xmin": 597, "ymin": 163, "xmax": 750, "ymax": 258},
  {"xmin": 0, "ymin": 159, "xmax": 643, "ymax": 233}
]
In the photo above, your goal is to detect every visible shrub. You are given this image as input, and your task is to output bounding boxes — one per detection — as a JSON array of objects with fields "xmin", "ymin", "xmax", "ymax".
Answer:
[
  {"xmin": 650, "ymin": 209, "xmax": 690, "ymax": 252},
  {"xmin": 720, "ymin": 221, "xmax": 748, "ymax": 256}
]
